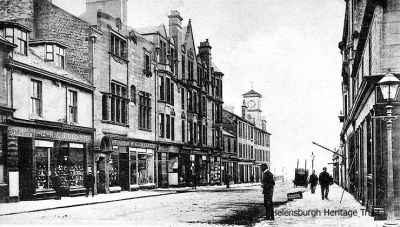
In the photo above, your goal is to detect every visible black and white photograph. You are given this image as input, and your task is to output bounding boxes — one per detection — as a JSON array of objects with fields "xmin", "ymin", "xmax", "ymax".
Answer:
[{"xmin": 0, "ymin": 0, "xmax": 398, "ymax": 226}]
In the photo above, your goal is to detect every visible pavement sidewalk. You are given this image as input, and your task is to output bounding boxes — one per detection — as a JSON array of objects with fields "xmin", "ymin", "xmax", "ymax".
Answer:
[{"xmin": 256, "ymin": 184, "xmax": 381, "ymax": 227}]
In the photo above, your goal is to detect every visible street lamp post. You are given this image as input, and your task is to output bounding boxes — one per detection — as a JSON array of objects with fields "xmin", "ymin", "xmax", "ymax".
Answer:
[
  {"xmin": 311, "ymin": 152, "xmax": 315, "ymax": 173},
  {"xmin": 378, "ymin": 73, "xmax": 399, "ymax": 226}
]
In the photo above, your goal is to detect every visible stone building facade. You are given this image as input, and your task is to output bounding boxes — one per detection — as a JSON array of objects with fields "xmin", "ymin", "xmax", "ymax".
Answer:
[
  {"xmin": 0, "ymin": 0, "xmax": 227, "ymax": 202},
  {"xmin": 222, "ymin": 89, "xmax": 270, "ymax": 184},
  {"xmin": 0, "ymin": 0, "xmax": 95, "ymax": 202},
  {"xmin": 338, "ymin": 0, "xmax": 400, "ymax": 217}
]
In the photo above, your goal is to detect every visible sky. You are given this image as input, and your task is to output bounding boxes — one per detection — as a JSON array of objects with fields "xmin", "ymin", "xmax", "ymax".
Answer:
[{"xmin": 53, "ymin": 0, "xmax": 345, "ymax": 178}]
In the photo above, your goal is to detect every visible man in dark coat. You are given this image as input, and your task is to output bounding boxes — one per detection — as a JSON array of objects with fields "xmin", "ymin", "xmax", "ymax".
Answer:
[
  {"xmin": 319, "ymin": 167, "xmax": 331, "ymax": 200},
  {"xmin": 309, "ymin": 170, "xmax": 319, "ymax": 194},
  {"xmin": 50, "ymin": 172, "xmax": 61, "ymax": 200},
  {"xmin": 84, "ymin": 171, "xmax": 95, "ymax": 197},
  {"xmin": 225, "ymin": 172, "xmax": 232, "ymax": 188},
  {"xmin": 261, "ymin": 163, "xmax": 275, "ymax": 221},
  {"xmin": 191, "ymin": 170, "xmax": 198, "ymax": 189}
]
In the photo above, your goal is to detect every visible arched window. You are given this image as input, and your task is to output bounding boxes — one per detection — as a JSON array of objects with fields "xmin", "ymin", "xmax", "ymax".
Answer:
[{"xmin": 130, "ymin": 85, "xmax": 136, "ymax": 104}]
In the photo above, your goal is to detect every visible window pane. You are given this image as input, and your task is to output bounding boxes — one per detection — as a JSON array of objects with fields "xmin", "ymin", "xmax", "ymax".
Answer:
[{"xmin": 46, "ymin": 44, "xmax": 53, "ymax": 52}]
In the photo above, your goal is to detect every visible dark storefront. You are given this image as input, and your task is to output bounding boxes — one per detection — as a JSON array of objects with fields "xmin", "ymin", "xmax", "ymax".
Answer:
[
  {"xmin": 110, "ymin": 139, "xmax": 156, "ymax": 191},
  {"xmin": 7, "ymin": 123, "xmax": 93, "ymax": 201}
]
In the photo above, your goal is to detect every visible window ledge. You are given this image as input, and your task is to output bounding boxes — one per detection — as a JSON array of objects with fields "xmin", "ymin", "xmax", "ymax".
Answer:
[
  {"xmin": 158, "ymin": 100, "xmax": 174, "ymax": 105},
  {"xmin": 138, "ymin": 127, "xmax": 152, "ymax": 132},
  {"xmin": 100, "ymin": 120, "xmax": 129, "ymax": 127}
]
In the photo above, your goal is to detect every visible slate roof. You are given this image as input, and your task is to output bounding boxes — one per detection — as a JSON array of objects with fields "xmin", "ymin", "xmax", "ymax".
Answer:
[
  {"xmin": 11, "ymin": 49, "xmax": 92, "ymax": 88},
  {"xmin": 242, "ymin": 89, "xmax": 262, "ymax": 98}
]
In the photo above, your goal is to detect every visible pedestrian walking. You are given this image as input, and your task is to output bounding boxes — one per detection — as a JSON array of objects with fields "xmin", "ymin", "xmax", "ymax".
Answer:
[
  {"xmin": 261, "ymin": 163, "xmax": 275, "ymax": 221},
  {"xmin": 309, "ymin": 170, "xmax": 318, "ymax": 194},
  {"xmin": 84, "ymin": 171, "xmax": 95, "ymax": 197},
  {"xmin": 319, "ymin": 167, "xmax": 332, "ymax": 200},
  {"xmin": 50, "ymin": 171, "xmax": 62, "ymax": 200},
  {"xmin": 225, "ymin": 172, "xmax": 232, "ymax": 188},
  {"xmin": 191, "ymin": 169, "xmax": 198, "ymax": 189}
]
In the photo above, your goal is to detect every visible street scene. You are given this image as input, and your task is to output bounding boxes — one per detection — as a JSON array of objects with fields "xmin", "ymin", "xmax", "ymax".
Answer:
[
  {"xmin": 0, "ymin": 182, "xmax": 380, "ymax": 226},
  {"xmin": 1, "ymin": 0, "xmax": 400, "ymax": 226}
]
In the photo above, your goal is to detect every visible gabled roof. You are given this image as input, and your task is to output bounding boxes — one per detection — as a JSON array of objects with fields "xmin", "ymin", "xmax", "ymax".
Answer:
[
  {"xmin": 242, "ymin": 89, "xmax": 262, "ymax": 98},
  {"xmin": 211, "ymin": 62, "xmax": 222, "ymax": 74},
  {"xmin": 136, "ymin": 24, "xmax": 168, "ymax": 37}
]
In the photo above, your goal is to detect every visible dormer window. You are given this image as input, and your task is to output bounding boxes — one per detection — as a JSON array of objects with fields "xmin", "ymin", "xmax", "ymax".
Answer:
[
  {"xmin": 1, "ymin": 27, "xmax": 27, "ymax": 55},
  {"xmin": 45, "ymin": 44, "xmax": 65, "ymax": 69}
]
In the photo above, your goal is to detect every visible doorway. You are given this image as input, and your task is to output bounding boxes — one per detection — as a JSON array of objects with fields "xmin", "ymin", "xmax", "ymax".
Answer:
[{"xmin": 96, "ymin": 157, "xmax": 106, "ymax": 194}]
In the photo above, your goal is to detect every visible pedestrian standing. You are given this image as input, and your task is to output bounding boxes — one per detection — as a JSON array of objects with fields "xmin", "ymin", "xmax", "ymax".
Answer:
[
  {"xmin": 192, "ymin": 169, "xmax": 198, "ymax": 189},
  {"xmin": 261, "ymin": 163, "xmax": 275, "ymax": 221},
  {"xmin": 225, "ymin": 172, "xmax": 231, "ymax": 188},
  {"xmin": 319, "ymin": 167, "xmax": 331, "ymax": 200},
  {"xmin": 84, "ymin": 171, "xmax": 95, "ymax": 197},
  {"xmin": 309, "ymin": 170, "xmax": 318, "ymax": 194},
  {"xmin": 50, "ymin": 171, "xmax": 62, "ymax": 200}
]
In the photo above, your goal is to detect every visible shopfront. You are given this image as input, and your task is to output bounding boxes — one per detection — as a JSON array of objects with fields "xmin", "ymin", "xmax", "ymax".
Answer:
[
  {"xmin": 209, "ymin": 155, "xmax": 221, "ymax": 185},
  {"xmin": 222, "ymin": 159, "xmax": 237, "ymax": 184},
  {"xmin": 0, "ymin": 108, "xmax": 14, "ymax": 203},
  {"xmin": 7, "ymin": 125, "xmax": 92, "ymax": 200},
  {"xmin": 157, "ymin": 145, "xmax": 181, "ymax": 188},
  {"xmin": 112, "ymin": 139, "xmax": 156, "ymax": 190}
]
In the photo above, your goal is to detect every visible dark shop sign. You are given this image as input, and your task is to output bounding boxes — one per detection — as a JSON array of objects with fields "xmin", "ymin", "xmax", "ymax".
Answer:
[
  {"xmin": 8, "ymin": 126, "xmax": 91, "ymax": 143},
  {"xmin": 113, "ymin": 139, "xmax": 156, "ymax": 149}
]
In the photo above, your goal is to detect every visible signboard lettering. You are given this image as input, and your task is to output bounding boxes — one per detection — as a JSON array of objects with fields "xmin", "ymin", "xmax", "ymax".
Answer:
[
  {"xmin": 8, "ymin": 126, "xmax": 91, "ymax": 143},
  {"xmin": 113, "ymin": 139, "xmax": 156, "ymax": 149}
]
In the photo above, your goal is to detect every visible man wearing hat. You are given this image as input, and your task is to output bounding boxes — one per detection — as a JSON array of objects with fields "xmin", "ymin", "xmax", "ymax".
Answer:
[
  {"xmin": 319, "ymin": 167, "xmax": 332, "ymax": 200},
  {"xmin": 84, "ymin": 170, "xmax": 95, "ymax": 197},
  {"xmin": 261, "ymin": 163, "xmax": 275, "ymax": 221}
]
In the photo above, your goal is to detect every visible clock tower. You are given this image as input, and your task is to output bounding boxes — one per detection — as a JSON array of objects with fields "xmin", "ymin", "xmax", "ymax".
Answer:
[{"xmin": 242, "ymin": 89, "xmax": 263, "ymax": 127}]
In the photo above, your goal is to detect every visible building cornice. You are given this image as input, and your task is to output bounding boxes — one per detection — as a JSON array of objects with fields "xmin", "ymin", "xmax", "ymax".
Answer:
[{"xmin": 6, "ymin": 59, "xmax": 95, "ymax": 91}]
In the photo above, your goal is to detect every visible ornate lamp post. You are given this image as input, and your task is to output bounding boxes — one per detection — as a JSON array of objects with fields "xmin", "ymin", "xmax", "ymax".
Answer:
[{"xmin": 378, "ymin": 73, "xmax": 399, "ymax": 226}]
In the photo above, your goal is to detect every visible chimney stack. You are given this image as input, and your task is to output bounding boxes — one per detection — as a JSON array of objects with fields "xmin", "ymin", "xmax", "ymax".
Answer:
[
  {"xmin": 199, "ymin": 39, "xmax": 212, "ymax": 62},
  {"xmin": 261, "ymin": 119, "xmax": 267, "ymax": 130},
  {"xmin": 82, "ymin": 0, "xmax": 128, "ymax": 25},
  {"xmin": 241, "ymin": 100, "xmax": 247, "ymax": 119}
]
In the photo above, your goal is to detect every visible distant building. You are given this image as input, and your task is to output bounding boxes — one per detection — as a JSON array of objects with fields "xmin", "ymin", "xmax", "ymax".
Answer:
[{"xmin": 222, "ymin": 89, "xmax": 270, "ymax": 183}]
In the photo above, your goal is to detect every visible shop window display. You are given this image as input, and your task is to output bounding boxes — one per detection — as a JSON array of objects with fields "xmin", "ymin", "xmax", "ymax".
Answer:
[
  {"xmin": 210, "ymin": 157, "xmax": 221, "ymax": 184},
  {"xmin": 109, "ymin": 152, "xmax": 120, "ymax": 187},
  {"xmin": 34, "ymin": 147, "xmax": 51, "ymax": 191},
  {"xmin": 57, "ymin": 143, "xmax": 85, "ymax": 189},
  {"xmin": 130, "ymin": 151, "xmax": 137, "ymax": 185},
  {"xmin": 138, "ymin": 150, "xmax": 154, "ymax": 185}
]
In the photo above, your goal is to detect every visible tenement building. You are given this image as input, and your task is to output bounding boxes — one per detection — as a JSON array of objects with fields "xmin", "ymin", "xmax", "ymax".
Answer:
[
  {"xmin": 338, "ymin": 0, "xmax": 400, "ymax": 217},
  {"xmin": 136, "ymin": 11, "xmax": 224, "ymax": 187},
  {"xmin": 0, "ymin": 0, "xmax": 226, "ymax": 202},
  {"xmin": 222, "ymin": 89, "xmax": 270, "ymax": 183},
  {"xmin": 0, "ymin": 0, "xmax": 95, "ymax": 202}
]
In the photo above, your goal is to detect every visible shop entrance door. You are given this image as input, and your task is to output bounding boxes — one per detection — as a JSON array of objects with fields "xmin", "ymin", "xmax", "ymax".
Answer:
[
  {"xmin": 119, "ymin": 153, "xmax": 129, "ymax": 191},
  {"xmin": 18, "ymin": 138, "xmax": 33, "ymax": 200},
  {"xmin": 97, "ymin": 157, "xmax": 106, "ymax": 194}
]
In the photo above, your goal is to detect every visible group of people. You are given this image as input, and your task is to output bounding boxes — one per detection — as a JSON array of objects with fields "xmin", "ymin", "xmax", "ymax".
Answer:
[
  {"xmin": 50, "ymin": 171, "xmax": 96, "ymax": 200},
  {"xmin": 308, "ymin": 167, "xmax": 334, "ymax": 200},
  {"xmin": 260, "ymin": 165, "xmax": 334, "ymax": 221}
]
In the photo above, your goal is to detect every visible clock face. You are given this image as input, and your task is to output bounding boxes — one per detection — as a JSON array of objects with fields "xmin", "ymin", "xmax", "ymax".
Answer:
[{"xmin": 247, "ymin": 100, "xmax": 256, "ymax": 108}]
